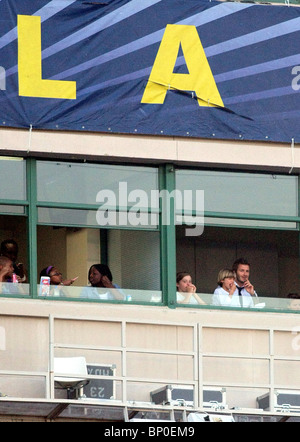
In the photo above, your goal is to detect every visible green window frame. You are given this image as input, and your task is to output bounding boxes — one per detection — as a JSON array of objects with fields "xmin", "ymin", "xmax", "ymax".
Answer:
[
  {"xmin": 174, "ymin": 167, "xmax": 300, "ymax": 312},
  {"xmin": 34, "ymin": 159, "xmax": 165, "ymax": 304},
  {"xmin": 0, "ymin": 157, "xmax": 299, "ymax": 313}
]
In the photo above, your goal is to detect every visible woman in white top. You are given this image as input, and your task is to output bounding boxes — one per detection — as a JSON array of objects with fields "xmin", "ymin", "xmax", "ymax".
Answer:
[
  {"xmin": 176, "ymin": 272, "xmax": 205, "ymax": 305},
  {"xmin": 80, "ymin": 264, "xmax": 124, "ymax": 300}
]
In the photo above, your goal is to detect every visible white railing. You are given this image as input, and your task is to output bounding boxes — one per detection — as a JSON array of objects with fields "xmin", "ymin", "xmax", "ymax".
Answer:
[{"xmin": 0, "ymin": 312, "xmax": 300, "ymax": 418}]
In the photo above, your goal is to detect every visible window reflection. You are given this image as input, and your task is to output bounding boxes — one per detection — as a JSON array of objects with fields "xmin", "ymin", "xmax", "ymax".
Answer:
[
  {"xmin": 37, "ymin": 162, "xmax": 158, "ymax": 206},
  {"xmin": 176, "ymin": 170, "xmax": 298, "ymax": 218},
  {"xmin": 0, "ymin": 158, "xmax": 26, "ymax": 201}
]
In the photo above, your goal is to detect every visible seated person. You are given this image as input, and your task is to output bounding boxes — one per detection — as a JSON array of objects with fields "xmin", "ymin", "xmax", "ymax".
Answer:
[
  {"xmin": 39, "ymin": 265, "xmax": 78, "ymax": 297},
  {"xmin": 287, "ymin": 293, "xmax": 300, "ymax": 311},
  {"xmin": 0, "ymin": 256, "xmax": 21, "ymax": 295},
  {"xmin": 212, "ymin": 269, "xmax": 240, "ymax": 307},
  {"xmin": 80, "ymin": 264, "xmax": 124, "ymax": 300},
  {"xmin": 0, "ymin": 256, "xmax": 14, "ymax": 283},
  {"xmin": 231, "ymin": 257, "xmax": 257, "ymax": 308},
  {"xmin": 176, "ymin": 272, "xmax": 205, "ymax": 305},
  {"xmin": 0, "ymin": 239, "xmax": 27, "ymax": 283}
]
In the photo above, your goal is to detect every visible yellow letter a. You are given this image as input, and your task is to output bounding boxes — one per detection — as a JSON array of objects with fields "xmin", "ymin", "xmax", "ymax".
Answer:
[
  {"xmin": 141, "ymin": 24, "xmax": 223, "ymax": 108},
  {"xmin": 18, "ymin": 15, "xmax": 76, "ymax": 100}
]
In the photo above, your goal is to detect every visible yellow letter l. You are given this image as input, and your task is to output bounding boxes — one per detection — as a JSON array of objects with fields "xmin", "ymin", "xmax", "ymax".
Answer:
[{"xmin": 18, "ymin": 15, "xmax": 76, "ymax": 100}]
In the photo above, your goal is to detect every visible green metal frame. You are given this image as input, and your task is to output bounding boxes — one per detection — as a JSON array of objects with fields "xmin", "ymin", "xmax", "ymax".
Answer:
[
  {"xmin": 0, "ymin": 157, "xmax": 299, "ymax": 311},
  {"xmin": 159, "ymin": 165, "xmax": 177, "ymax": 308},
  {"xmin": 26, "ymin": 159, "xmax": 38, "ymax": 298}
]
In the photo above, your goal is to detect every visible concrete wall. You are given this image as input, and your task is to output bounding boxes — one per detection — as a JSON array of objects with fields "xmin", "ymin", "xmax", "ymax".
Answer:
[
  {"xmin": 0, "ymin": 297, "xmax": 300, "ymax": 411},
  {"xmin": 0, "ymin": 127, "xmax": 299, "ymax": 173}
]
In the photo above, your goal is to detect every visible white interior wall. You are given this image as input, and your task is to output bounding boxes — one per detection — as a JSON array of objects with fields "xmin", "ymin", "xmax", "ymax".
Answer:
[{"xmin": 108, "ymin": 229, "xmax": 160, "ymax": 290}]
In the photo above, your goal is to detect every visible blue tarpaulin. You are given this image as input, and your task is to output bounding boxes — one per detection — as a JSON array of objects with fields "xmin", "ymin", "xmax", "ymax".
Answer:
[{"xmin": 0, "ymin": 0, "xmax": 299, "ymax": 143}]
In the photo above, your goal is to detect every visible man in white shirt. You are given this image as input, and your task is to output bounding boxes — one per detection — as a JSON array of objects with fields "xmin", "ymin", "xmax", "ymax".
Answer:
[{"xmin": 232, "ymin": 258, "xmax": 258, "ymax": 308}]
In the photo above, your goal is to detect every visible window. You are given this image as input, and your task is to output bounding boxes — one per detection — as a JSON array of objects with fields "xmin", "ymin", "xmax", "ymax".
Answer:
[
  {"xmin": 36, "ymin": 161, "xmax": 162, "ymax": 303},
  {"xmin": 0, "ymin": 157, "xmax": 29, "ymax": 296},
  {"xmin": 176, "ymin": 170, "xmax": 298, "ymax": 227},
  {"xmin": 37, "ymin": 161, "xmax": 158, "ymax": 205},
  {"xmin": 0, "ymin": 157, "xmax": 26, "ymax": 202},
  {"xmin": 0, "ymin": 158, "xmax": 299, "ymax": 313},
  {"xmin": 175, "ymin": 169, "xmax": 300, "ymax": 310}
]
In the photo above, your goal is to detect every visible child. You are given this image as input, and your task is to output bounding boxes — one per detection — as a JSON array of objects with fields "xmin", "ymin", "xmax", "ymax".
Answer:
[
  {"xmin": 176, "ymin": 272, "xmax": 205, "ymax": 305},
  {"xmin": 212, "ymin": 269, "xmax": 239, "ymax": 307},
  {"xmin": 0, "ymin": 256, "xmax": 14, "ymax": 283}
]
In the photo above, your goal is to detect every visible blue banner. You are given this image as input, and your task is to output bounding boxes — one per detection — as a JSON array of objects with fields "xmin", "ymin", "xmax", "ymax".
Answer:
[{"xmin": 0, "ymin": 0, "xmax": 299, "ymax": 143}]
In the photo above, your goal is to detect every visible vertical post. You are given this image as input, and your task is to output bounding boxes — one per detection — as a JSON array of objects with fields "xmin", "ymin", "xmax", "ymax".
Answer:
[
  {"xmin": 197, "ymin": 324, "xmax": 203, "ymax": 409},
  {"xmin": 100, "ymin": 229, "xmax": 108, "ymax": 264},
  {"xmin": 269, "ymin": 328, "xmax": 275, "ymax": 413},
  {"xmin": 159, "ymin": 164, "xmax": 176, "ymax": 308},
  {"xmin": 26, "ymin": 158, "xmax": 38, "ymax": 297},
  {"xmin": 121, "ymin": 321, "xmax": 127, "ymax": 403},
  {"xmin": 48, "ymin": 314, "xmax": 55, "ymax": 399}
]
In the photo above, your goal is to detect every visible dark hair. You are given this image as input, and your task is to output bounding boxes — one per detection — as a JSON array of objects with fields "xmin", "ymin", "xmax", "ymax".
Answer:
[
  {"xmin": 1, "ymin": 239, "xmax": 18, "ymax": 254},
  {"xmin": 232, "ymin": 258, "xmax": 250, "ymax": 273},
  {"xmin": 89, "ymin": 264, "xmax": 113, "ymax": 282},
  {"xmin": 40, "ymin": 266, "xmax": 54, "ymax": 279},
  {"xmin": 176, "ymin": 272, "xmax": 191, "ymax": 284}
]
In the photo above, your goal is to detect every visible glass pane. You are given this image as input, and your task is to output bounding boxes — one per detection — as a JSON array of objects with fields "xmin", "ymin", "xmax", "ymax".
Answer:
[
  {"xmin": 175, "ymin": 215, "xmax": 297, "ymax": 233},
  {"xmin": 107, "ymin": 230, "xmax": 161, "ymax": 292},
  {"xmin": 37, "ymin": 226, "xmax": 162, "ymax": 302},
  {"xmin": 37, "ymin": 161, "xmax": 159, "ymax": 206},
  {"xmin": 37, "ymin": 285, "xmax": 162, "ymax": 303},
  {"xmin": 0, "ymin": 283, "xmax": 30, "ymax": 297},
  {"xmin": 38, "ymin": 207, "xmax": 159, "ymax": 229},
  {"xmin": 0, "ymin": 205, "xmax": 25, "ymax": 215},
  {"xmin": 0, "ymin": 216, "xmax": 29, "ymax": 284},
  {"xmin": 38, "ymin": 207, "xmax": 101, "ymax": 227},
  {"xmin": 176, "ymin": 292, "xmax": 300, "ymax": 314},
  {"xmin": 176, "ymin": 225, "xmax": 299, "ymax": 298},
  {"xmin": 0, "ymin": 157, "xmax": 26, "ymax": 201},
  {"xmin": 176, "ymin": 170, "xmax": 298, "ymax": 218},
  {"xmin": 203, "ymin": 217, "xmax": 297, "ymax": 230}
]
